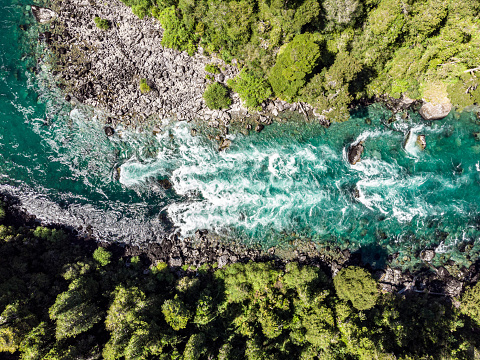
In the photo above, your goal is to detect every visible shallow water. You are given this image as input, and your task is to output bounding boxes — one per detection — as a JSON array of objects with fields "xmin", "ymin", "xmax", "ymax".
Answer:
[{"xmin": 2, "ymin": 0, "xmax": 480, "ymax": 268}]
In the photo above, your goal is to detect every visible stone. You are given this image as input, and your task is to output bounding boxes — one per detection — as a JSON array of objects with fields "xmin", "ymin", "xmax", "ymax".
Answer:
[
  {"xmin": 158, "ymin": 179, "xmax": 172, "ymax": 190},
  {"xmin": 473, "ymin": 132, "xmax": 480, "ymax": 141},
  {"xmin": 31, "ymin": 6, "xmax": 57, "ymax": 24},
  {"xmin": 420, "ymin": 249, "xmax": 435, "ymax": 262},
  {"xmin": 218, "ymin": 255, "xmax": 229, "ymax": 268},
  {"xmin": 104, "ymin": 126, "xmax": 115, "ymax": 136},
  {"xmin": 347, "ymin": 141, "xmax": 364, "ymax": 165},
  {"xmin": 219, "ymin": 138, "xmax": 231, "ymax": 151},
  {"xmin": 190, "ymin": 128, "xmax": 197, "ymax": 137},
  {"xmin": 169, "ymin": 257, "xmax": 183, "ymax": 267},
  {"xmin": 419, "ymin": 102, "xmax": 452, "ymax": 120},
  {"xmin": 416, "ymin": 134, "xmax": 426, "ymax": 150},
  {"xmin": 255, "ymin": 124, "xmax": 264, "ymax": 132}
]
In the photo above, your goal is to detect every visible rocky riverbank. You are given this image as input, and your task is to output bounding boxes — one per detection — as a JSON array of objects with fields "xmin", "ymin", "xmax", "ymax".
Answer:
[
  {"xmin": 2, "ymin": 192, "xmax": 477, "ymax": 302},
  {"xmin": 32, "ymin": 0, "xmax": 327, "ymax": 137}
]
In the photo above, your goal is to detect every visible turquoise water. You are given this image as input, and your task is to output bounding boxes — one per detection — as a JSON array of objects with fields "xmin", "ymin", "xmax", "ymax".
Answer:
[{"xmin": 2, "ymin": 0, "xmax": 480, "ymax": 267}]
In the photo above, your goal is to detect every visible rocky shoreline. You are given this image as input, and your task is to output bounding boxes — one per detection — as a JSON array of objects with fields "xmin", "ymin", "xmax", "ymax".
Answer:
[
  {"xmin": 2, "ymin": 192, "xmax": 478, "ymax": 302},
  {"xmin": 33, "ymin": 0, "xmax": 329, "ymax": 137}
]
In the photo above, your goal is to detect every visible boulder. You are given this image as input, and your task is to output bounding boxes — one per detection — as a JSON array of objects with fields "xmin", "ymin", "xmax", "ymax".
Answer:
[
  {"xmin": 419, "ymin": 102, "xmax": 452, "ymax": 120},
  {"xmin": 348, "ymin": 141, "xmax": 364, "ymax": 165},
  {"xmin": 31, "ymin": 6, "xmax": 57, "ymax": 24},
  {"xmin": 255, "ymin": 124, "xmax": 264, "ymax": 133},
  {"xmin": 420, "ymin": 249, "xmax": 435, "ymax": 262},
  {"xmin": 104, "ymin": 126, "xmax": 115, "ymax": 136},
  {"xmin": 416, "ymin": 134, "xmax": 426, "ymax": 150}
]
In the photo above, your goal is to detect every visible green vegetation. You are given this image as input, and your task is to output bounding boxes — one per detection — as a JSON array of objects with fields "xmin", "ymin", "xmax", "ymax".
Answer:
[
  {"xmin": 334, "ymin": 266, "xmax": 379, "ymax": 310},
  {"xmin": 203, "ymin": 82, "xmax": 231, "ymax": 109},
  {"xmin": 204, "ymin": 64, "xmax": 220, "ymax": 74},
  {"xmin": 228, "ymin": 69, "xmax": 272, "ymax": 110},
  {"xmin": 461, "ymin": 282, "xmax": 480, "ymax": 326},
  {"xmin": 94, "ymin": 17, "xmax": 111, "ymax": 30},
  {"xmin": 139, "ymin": 78, "xmax": 151, "ymax": 93},
  {"xmin": 1, "ymin": 201, "xmax": 480, "ymax": 359},
  {"xmin": 118, "ymin": 0, "xmax": 480, "ymax": 121}
]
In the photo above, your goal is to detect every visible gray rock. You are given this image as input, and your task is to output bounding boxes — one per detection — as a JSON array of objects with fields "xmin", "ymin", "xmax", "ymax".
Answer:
[
  {"xmin": 31, "ymin": 6, "xmax": 57, "ymax": 23},
  {"xmin": 420, "ymin": 249, "xmax": 435, "ymax": 262},
  {"xmin": 169, "ymin": 257, "xmax": 183, "ymax": 267},
  {"xmin": 419, "ymin": 102, "xmax": 452, "ymax": 120},
  {"xmin": 218, "ymin": 255, "xmax": 229, "ymax": 268},
  {"xmin": 348, "ymin": 141, "xmax": 364, "ymax": 165}
]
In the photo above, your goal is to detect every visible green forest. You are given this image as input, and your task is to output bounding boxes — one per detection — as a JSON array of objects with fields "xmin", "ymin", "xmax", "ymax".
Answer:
[
  {"xmin": 1, "ymin": 201, "xmax": 480, "ymax": 359},
  {"xmin": 118, "ymin": 0, "xmax": 480, "ymax": 120}
]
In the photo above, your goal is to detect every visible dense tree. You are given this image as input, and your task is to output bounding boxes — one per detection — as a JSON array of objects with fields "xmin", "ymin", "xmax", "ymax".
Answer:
[
  {"xmin": 334, "ymin": 266, "xmax": 379, "ymax": 310},
  {"xmin": 269, "ymin": 33, "xmax": 323, "ymax": 101}
]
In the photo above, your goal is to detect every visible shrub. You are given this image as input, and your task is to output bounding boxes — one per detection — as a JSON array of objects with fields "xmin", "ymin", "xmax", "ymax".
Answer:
[
  {"xmin": 204, "ymin": 64, "xmax": 220, "ymax": 74},
  {"xmin": 93, "ymin": 247, "xmax": 112, "ymax": 266},
  {"xmin": 94, "ymin": 17, "xmax": 111, "ymax": 30},
  {"xmin": 334, "ymin": 266, "xmax": 379, "ymax": 310},
  {"xmin": 203, "ymin": 82, "xmax": 231, "ymax": 109},
  {"xmin": 227, "ymin": 69, "xmax": 272, "ymax": 110},
  {"xmin": 139, "ymin": 78, "xmax": 151, "ymax": 93},
  {"xmin": 154, "ymin": 6, "xmax": 197, "ymax": 55},
  {"xmin": 461, "ymin": 282, "xmax": 480, "ymax": 325}
]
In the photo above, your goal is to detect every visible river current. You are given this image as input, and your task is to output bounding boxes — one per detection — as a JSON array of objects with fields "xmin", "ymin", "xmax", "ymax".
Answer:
[{"xmin": 2, "ymin": 0, "xmax": 480, "ymax": 268}]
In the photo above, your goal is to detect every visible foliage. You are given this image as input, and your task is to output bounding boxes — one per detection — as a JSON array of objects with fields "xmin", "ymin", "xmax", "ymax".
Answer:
[
  {"xmin": 94, "ymin": 17, "xmax": 111, "ymax": 30},
  {"xmin": 162, "ymin": 296, "xmax": 191, "ymax": 331},
  {"xmin": 268, "ymin": 33, "xmax": 322, "ymax": 102},
  {"xmin": 139, "ymin": 78, "xmax": 151, "ymax": 94},
  {"xmin": 227, "ymin": 69, "xmax": 272, "ymax": 110},
  {"xmin": 93, "ymin": 247, "xmax": 112, "ymax": 266},
  {"xmin": 204, "ymin": 64, "xmax": 220, "ymax": 74},
  {"xmin": 153, "ymin": 6, "xmax": 197, "ymax": 55},
  {"xmin": 461, "ymin": 282, "xmax": 480, "ymax": 326},
  {"xmin": 203, "ymin": 82, "xmax": 232, "ymax": 109},
  {"xmin": 334, "ymin": 266, "xmax": 379, "ymax": 310}
]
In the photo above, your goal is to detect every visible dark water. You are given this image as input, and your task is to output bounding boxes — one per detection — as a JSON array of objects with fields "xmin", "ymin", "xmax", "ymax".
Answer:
[{"xmin": 2, "ymin": 0, "xmax": 480, "ymax": 268}]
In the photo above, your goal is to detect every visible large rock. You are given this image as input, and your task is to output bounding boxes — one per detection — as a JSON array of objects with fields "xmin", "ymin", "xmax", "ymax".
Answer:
[
  {"xmin": 419, "ymin": 102, "xmax": 452, "ymax": 120},
  {"xmin": 348, "ymin": 141, "xmax": 364, "ymax": 165},
  {"xmin": 31, "ymin": 6, "xmax": 57, "ymax": 23}
]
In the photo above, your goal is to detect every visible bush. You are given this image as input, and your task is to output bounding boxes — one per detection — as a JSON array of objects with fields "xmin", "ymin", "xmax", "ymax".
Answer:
[
  {"xmin": 94, "ymin": 17, "xmax": 111, "ymax": 30},
  {"xmin": 227, "ymin": 69, "xmax": 272, "ymax": 110},
  {"xmin": 334, "ymin": 266, "xmax": 379, "ymax": 310},
  {"xmin": 93, "ymin": 247, "xmax": 112, "ymax": 266},
  {"xmin": 204, "ymin": 64, "xmax": 220, "ymax": 74},
  {"xmin": 461, "ymin": 282, "xmax": 480, "ymax": 325},
  {"xmin": 139, "ymin": 78, "xmax": 151, "ymax": 93},
  {"xmin": 203, "ymin": 82, "xmax": 231, "ymax": 109}
]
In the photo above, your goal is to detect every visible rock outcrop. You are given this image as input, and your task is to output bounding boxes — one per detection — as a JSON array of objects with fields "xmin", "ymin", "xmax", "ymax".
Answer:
[
  {"xmin": 31, "ymin": 6, "xmax": 57, "ymax": 24},
  {"xmin": 419, "ymin": 102, "xmax": 452, "ymax": 120},
  {"xmin": 348, "ymin": 141, "xmax": 364, "ymax": 165}
]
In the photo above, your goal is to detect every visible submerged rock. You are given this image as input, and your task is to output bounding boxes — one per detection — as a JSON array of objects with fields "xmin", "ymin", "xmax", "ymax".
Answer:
[
  {"xmin": 104, "ymin": 126, "xmax": 115, "ymax": 136},
  {"xmin": 31, "ymin": 6, "xmax": 57, "ymax": 24},
  {"xmin": 158, "ymin": 179, "xmax": 172, "ymax": 190},
  {"xmin": 348, "ymin": 141, "xmax": 364, "ymax": 165},
  {"xmin": 419, "ymin": 102, "xmax": 452, "ymax": 120},
  {"xmin": 416, "ymin": 134, "xmax": 426, "ymax": 150}
]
